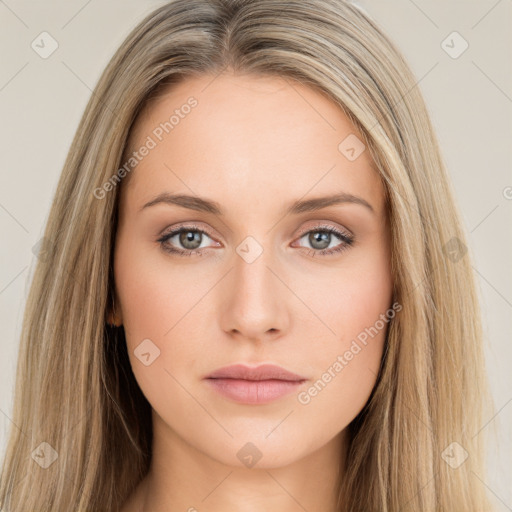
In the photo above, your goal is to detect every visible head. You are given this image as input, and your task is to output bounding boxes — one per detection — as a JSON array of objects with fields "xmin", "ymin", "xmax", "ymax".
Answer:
[
  {"xmin": 0, "ymin": 1, "xmax": 491, "ymax": 511},
  {"xmin": 110, "ymin": 68, "xmax": 394, "ymax": 472}
]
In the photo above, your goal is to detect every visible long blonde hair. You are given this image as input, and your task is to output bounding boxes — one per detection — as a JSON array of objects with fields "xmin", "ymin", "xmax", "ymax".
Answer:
[{"xmin": 0, "ymin": 0, "xmax": 493, "ymax": 510}]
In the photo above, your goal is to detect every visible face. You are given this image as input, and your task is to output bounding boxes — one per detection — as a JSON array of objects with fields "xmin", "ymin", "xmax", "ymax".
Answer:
[{"xmin": 112, "ymin": 71, "xmax": 393, "ymax": 469}]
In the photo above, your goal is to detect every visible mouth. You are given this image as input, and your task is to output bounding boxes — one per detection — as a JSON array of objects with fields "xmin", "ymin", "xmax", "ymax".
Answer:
[{"xmin": 204, "ymin": 364, "xmax": 307, "ymax": 405}]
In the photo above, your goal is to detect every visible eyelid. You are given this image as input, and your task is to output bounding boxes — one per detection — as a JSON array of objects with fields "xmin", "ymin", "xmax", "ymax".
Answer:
[
  {"xmin": 295, "ymin": 221, "xmax": 352, "ymax": 239},
  {"xmin": 159, "ymin": 222, "xmax": 218, "ymax": 240},
  {"xmin": 157, "ymin": 221, "xmax": 354, "ymax": 256},
  {"xmin": 158, "ymin": 221, "xmax": 352, "ymax": 243}
]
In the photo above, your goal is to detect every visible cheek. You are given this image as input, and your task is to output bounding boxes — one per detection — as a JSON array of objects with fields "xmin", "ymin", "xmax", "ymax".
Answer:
[
  {"xmin": 294, "ymin": 248, "xmax": 392, "ymax": 421},
  {"xmin": 114, "ymin": 253, "xmax": 170, "ymax": 341},
  {"xmin": 113, "ymin": 240, "xmax": 213, "ymax": 392},
  {"xmin": 302, "ymin": 239, "xmax": 392, "ymax": 350},
  {"xmin": 114, "ymin": 234, "xmax": 208, "ymax": 338}
]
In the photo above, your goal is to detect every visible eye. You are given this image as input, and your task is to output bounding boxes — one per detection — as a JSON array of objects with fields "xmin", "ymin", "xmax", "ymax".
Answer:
[
  {"xmin": 293, "ymin": 225, "xmax": 355, "ymax": 257},
  {"xmin": 157, "ymin": 223, "xmax": 355, "ymax": 257},
  {"xmin": 157, "ymin": 223, "xmax": 219, "ymax": 257}
]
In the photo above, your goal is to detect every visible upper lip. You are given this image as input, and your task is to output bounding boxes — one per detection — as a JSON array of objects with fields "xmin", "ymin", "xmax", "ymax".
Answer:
[{"xmin": 205, "ymin": 364, "xmax": 306, "ymax": 382}]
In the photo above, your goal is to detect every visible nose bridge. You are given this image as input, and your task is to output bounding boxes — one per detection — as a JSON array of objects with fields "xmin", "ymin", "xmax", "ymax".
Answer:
[{"xmin": 220, "ymin": 235, "xmax": 288, "ymax": 340}]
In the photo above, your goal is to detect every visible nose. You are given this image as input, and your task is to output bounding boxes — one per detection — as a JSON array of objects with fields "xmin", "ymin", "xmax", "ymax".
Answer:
[{"xmin": 218, "ymin": 243, "xmax": 290, "ymax": 343}]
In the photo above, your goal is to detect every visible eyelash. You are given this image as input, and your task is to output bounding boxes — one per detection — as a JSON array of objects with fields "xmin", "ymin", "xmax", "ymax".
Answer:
[{"xmin": 157, "ymin": 223, "xmax": 355, "ymax": 258}]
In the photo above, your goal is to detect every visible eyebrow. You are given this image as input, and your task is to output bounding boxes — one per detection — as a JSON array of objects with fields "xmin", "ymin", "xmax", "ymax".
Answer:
[{"xmin": 140, "ymin": 191, "xmax": 375, "ymax": 216}]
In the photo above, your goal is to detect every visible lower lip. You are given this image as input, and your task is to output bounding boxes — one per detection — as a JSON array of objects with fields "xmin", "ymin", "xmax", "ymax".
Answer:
[{"xmin": 205, "ymin": 378, "xmax": 305, "ymax": 404}]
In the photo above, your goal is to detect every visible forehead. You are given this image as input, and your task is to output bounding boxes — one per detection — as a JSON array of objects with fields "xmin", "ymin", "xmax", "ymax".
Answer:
[{"xmin": 121, "ymin": 71, "xmax": 385, "ymax": 218}]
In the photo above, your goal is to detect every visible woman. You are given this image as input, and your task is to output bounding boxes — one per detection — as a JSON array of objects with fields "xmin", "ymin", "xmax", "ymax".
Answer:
[{"xmin": 0, "ymin": 0, "xmax": 493, "ymax": 510}]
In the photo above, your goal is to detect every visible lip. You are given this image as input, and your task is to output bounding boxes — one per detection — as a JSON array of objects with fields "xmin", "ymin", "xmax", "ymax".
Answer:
[
  {"xmin": 206, "ymin": 363, "xmax": 306, "ymax": 381},
  {"xmin": 204, "ymin": 364, "xmax": 307, "ymax": 405}
]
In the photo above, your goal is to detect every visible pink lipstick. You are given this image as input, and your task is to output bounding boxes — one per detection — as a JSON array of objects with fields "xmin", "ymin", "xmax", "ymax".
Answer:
[{"xmin": 204, "ymin": 364, "xmax": 306, "ymax": 405}]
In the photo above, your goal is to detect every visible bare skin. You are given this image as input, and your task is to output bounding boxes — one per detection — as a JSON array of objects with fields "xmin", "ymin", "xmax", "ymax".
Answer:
[{"xmin": 114, "ymin": 70, "xmax": 393, "ymax": 512}]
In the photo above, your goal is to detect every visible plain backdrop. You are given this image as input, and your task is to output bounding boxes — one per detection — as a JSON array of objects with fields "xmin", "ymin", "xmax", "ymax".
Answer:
[{"xmin": 1, "ymin": 0, "xmax": 511, "ymax": 508}]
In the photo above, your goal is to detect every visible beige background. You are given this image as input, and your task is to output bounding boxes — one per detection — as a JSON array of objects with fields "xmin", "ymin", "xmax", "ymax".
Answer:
[{"xmin": 0, "ymin": 0, "xmax": 510, "ymax": 507}]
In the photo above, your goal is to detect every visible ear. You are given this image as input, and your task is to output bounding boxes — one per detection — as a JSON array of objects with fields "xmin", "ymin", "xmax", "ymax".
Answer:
[
  {"xmin": 107, "ymin": 309, "xmax": 122, "ymax": 327},
  {"xmin": 107, "ymin": 297, "xmax": 123, "ymax": 327}
]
